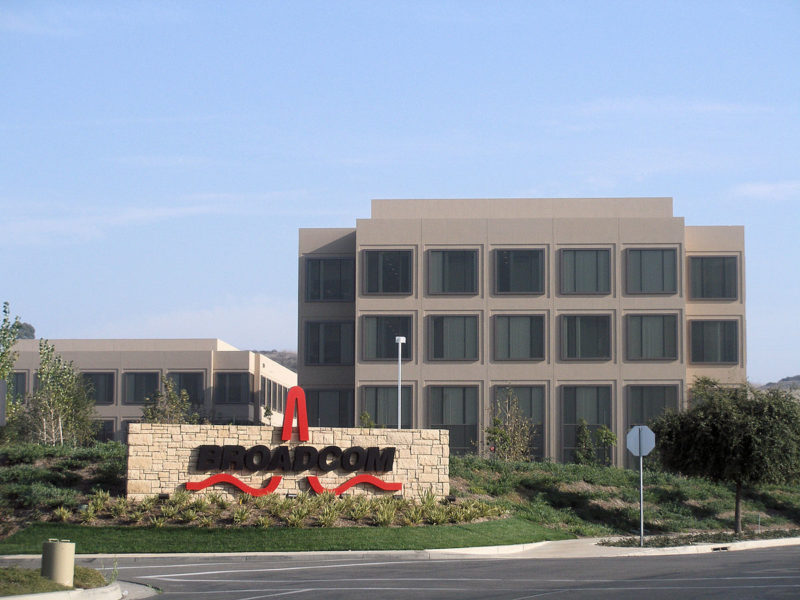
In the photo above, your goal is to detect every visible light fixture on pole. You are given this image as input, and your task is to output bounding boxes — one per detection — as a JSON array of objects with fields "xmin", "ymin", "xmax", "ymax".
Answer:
[{"xmin": 395, "ymin": 336, "xmax": 406, "ymax": 430}]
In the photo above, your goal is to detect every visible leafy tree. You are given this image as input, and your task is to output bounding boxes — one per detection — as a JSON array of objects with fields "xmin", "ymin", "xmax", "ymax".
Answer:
[
  {"xmin": 573, "ymin": 418, "xmax": 596, "ymax": 465},
  {"xmin": 17, "ymin": 322, "xmax": 35, "ymax": 339},
  {"xmin": 652, "ymin": 377, "xmax": 800, "ymax": 534},
  {"xmin": 6, "ymin": 340, "xmax": 97, "ymax": 445},
  {"xmin": 1, "ymin": 302, "xmax": 22, "ymax": 387},
  {"xmin": 485, "ymin": 388, "xmax": 535, "ymax": 462},
  {"xmin": 141, "ymin": 376, "xmax": 200, "ymax": 424},
  {"xmin": 595, "ymin": 425, "xmax": 617, "ymax": 466}
]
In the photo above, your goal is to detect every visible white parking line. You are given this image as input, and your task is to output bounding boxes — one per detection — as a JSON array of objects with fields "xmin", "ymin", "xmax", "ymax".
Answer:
[{"xmin": 139, "ymin": 559, "xmax": 444, "ymax": 579}]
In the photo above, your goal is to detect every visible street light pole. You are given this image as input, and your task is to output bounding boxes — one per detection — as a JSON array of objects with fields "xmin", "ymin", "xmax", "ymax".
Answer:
[{"xmin": 395, "ymin": 336, "xmax": 406, "ymax": 430}]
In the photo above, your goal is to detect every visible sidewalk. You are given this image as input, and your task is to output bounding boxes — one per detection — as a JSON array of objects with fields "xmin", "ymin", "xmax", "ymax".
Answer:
[{"xmin": 429, "ymin": 535, "xmax": 800, "ymax": 558}]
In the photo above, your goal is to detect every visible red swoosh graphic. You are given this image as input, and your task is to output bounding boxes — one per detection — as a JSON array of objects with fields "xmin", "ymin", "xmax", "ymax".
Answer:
[
  {"xmin": 185, "ymin": 474, "xmax": 282, "ymax": 496},
  {"xmin": 306, "ymin": 475, "xmax": 402, "ymax": 495}
]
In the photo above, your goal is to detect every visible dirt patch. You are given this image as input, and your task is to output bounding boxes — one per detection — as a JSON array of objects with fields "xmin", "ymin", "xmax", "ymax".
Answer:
[
  {"xmin": 590, "ymin": 497, "xmax": 633, "ymax": 511},
  {"xmin": 559, "ymin": 481, "xmax": 618, "ymax": 495}
]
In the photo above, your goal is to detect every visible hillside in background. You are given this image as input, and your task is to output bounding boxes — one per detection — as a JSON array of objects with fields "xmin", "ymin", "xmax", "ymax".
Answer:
[
  {"xmin": 761, "ymin": 375, "xmax": 800, "ymax": 390},
  {"xmin": 258, "ymin": 350, "xmax": 297, "ymax": 372}
]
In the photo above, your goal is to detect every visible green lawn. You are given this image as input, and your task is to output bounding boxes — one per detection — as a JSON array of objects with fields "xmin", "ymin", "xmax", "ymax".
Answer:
[
  {"xmin": 0, "ymin": 566, "xmax": 106, "ymax": 596},
  {"xmin": 0, "ymin": 517, "xmax": 569, "ymax": 554}
]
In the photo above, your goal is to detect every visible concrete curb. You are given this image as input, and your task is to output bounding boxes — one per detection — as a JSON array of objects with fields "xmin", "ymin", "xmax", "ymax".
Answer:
[
  {"xmin": 2, "ymin": 582, "xmax": 121, "ymax": 600},
  {"xmin": 600, "ymin": 536, "xmax": 800, "ymax": 557},
  {"xmin": 2, "ymin": 535, "xmax": 800, "ymax": 564}
]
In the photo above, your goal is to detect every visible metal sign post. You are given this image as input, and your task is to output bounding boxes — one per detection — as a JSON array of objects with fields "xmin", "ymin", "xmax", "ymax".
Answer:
[{"xmin": 626, "ymin": 425, "xmax": 656, "ymax": 547}]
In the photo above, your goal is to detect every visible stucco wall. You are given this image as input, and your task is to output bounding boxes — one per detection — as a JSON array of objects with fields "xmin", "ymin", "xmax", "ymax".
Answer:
[{"xmin": 127, "ymin": 423, "xmax": 449, "ymax": 500}]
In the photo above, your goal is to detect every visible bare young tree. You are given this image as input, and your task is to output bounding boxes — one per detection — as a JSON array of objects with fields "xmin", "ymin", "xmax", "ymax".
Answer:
[{"xmin": 485, "ymin": 387, "xmax": 535, "ymax": 462}]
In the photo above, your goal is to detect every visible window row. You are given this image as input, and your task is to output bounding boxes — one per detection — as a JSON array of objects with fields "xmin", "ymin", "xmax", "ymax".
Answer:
[
  {"xmin": 3, "ymin": 371, "xmax": 280, "ymax": 407},
  {"xmin": 304, "ymin": 384, "xmax": 680, "ymax": 459},
  {"xmin": 306, "ymin": 251, "xmax": 739, "ymax": 299},
  {"xmin": 305, "ymin": 317, "xmax": 739, "ymax": 364}
]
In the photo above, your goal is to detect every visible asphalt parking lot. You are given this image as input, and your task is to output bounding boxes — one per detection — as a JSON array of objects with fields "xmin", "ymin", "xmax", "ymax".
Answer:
[{"xmin": 79, "ymin": 544, "xmax": 800, "ymax": 600}]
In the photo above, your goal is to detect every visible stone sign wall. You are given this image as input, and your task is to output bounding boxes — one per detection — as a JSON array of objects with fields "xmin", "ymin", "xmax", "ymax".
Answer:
[{"xmin": 126, "ymin": 423, "xmax": 449, "ymax": 500}]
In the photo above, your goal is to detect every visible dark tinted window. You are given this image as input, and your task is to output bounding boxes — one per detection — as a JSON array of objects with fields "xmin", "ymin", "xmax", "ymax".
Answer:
[
  {"xmin": 690, "ymin": 320, "xmax": 738, "ymax": 363},
  {"xmin": 306, "ymin": 258, "xmax": 355, "ymax": 301},
  {"xmin": 496, "ymin": 250, "xmax": 544, "ymax": 294},
  {"xmin": 123, "ymin": 372, "xmax": 158, "ymax": 405},
  {"xmin": 363, "ymin": 316, "xmax": 412, "ymax": 360},
  {"xmin": 305, "ymin": 321, "xmax": 355, "ymax": 365},
  {"xmin": 690, "ymin": 257, "xmax": 737, "ymax": 299},
  {"xmin": 429, "ymin": 386, "xmax": 478, "ymax": 455},
  {"xmin": 431, "ymin": 316, "xmax": 478, "ymax": 360},
  {"xmin": 214, "ymin": 372, "xmax": 252, "ymax": 404},
  {"xmin": 627, "ymin": 249, "xmax": 677, "ymax": 294},
  {"xmin": 429, "ymin": 250, "xmax": 478, "ymax": 294},
  {"xmin": 562, "ymin": 385, "xmax": 612, "ymax": 463},
  {"xmin": 495, "ymin": 315, "xmax": 545, "ymax": 360},
  {"xmin": 363, "ymin": 386, "xmax": 412, "ymax": 428},
  {"xmin": 561, "ymin": 315, "xmax": 611, "ymax": 360},
  {"xmin": 305, "ymin": 389, "xmax": 354, "ymax": 426},
  {"xmin": 365, "ymin": 250, "xmax": 412, "ymax": 294},
  {"xmin": 561, "ymin": 249, "xmax": 610, "ymax": 294},
  {"xmin": 169, "ymin": 372, "xmax": 204, "ymax": 408},
  {"xmin": 626, "ymin": 315, "xmax": 678, "ymax": 360}
]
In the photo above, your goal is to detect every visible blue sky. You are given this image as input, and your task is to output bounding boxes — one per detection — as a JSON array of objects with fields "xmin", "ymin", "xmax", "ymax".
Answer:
[{"xmin": 1, "ymin": 1, "xmax": 798, "ymax": 383}]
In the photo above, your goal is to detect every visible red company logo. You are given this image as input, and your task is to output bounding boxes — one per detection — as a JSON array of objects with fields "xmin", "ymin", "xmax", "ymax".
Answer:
[{"xmin": 185, "ymin": 386, "xmax": 402, "ymax": 496}]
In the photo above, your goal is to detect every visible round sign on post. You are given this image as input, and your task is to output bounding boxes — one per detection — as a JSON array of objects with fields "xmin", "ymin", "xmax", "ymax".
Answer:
[
  {"xmin": 626, "ymin": 425, "xmax": 656, "ymax": 548},
  {"xmin": 626, "ymin": 425, "xmax": 655, "ymax": 457}
]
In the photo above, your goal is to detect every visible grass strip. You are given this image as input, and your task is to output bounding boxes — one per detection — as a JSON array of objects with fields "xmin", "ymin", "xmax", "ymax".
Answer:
[
  {"xmin": 0, "ymin": 517, "xmax": 571, "ymax": 554},
  {"xmin": 603, "ymin": 529, "xmax": 800, "ymax": 547},
  {"xmin": 0, "ymin": 566, "xmax": 106, "ymax": 596}
]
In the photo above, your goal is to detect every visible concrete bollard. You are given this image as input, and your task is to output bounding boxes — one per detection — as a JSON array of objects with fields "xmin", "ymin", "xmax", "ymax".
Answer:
[{"xmin": 41, "ymin": 538, "xmax": 75, "ymax": 587}]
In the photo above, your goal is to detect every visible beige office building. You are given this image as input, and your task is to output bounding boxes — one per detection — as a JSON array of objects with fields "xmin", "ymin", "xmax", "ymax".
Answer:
[
  {"xmin": 298, "ymin": 198, "xmax": 745, "ymax": 465},
  {"xmin": 2, "ymin": 339, "xmax": 297, "ymax": 441}
]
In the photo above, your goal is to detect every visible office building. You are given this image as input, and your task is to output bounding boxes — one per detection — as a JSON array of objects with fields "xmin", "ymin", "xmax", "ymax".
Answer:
[
  {"xmin": 1, "ymin": 339, "xmax": 297, "ymax": 441},
  {"xmin": 298, "ymin": 198, "xmax": 745, "ymax": 464}
]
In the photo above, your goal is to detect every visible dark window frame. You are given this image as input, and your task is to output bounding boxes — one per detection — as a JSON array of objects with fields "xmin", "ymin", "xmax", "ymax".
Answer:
[
  {"xmin": 429, "ymin": 385, "xmax": 479, "ymax": 455},
  {"xmin": 7, "ymin": 372, "xmax": 27, "ymax": 397},
  {"xmin": 167, "ymin": 371, "xmax": 205, "ymax": 408},
  {"xmin": 494, "ymin": 314, "xmax": 546, "ymax": 361},
  {"xmin": 213, "ymin": 372, "xmax": 253, "ymax": 405},
  {"xmin": 122, "ymin": 372, "xmax": 159, "ymax": 405},
  {"xmin": 626, "ymin": 385, "xmax": 679, "ymax": 428},
  {"xmin": 94, "ymin": 419, "xmax": 115, "ymax": 442},
  {"xmin": 428, "ymin": 249, "xmax": 479, "ymax": 295},
  {"xmin": 495, "ymin": 249, "xmax": 545, "ymax": 295},
  {"xmin": 560, "ymin": 248, "xmax": 611, "ymax": 295},
  {"xmin": 82, "ymin": 372, "xmax": 115, "ymax": 405},
  {"xmin": 625, "ymin": 314, "xmax": 679, "ymax": 361},
  {"xmin": 561, "ymin": 385, "xmax": 613, "ymax": 463},
  {"xmin": 305, "ymin": 389, "xmax": 355, "ymax": 427},
  {"xmin": 364, "ymin": 249, "xmax": 413, "ymax": 295},
  {"xmin": 363, "ymin": 315, "xmax": 413, "ymax": 361},
  {"xmin": 304, "ymin": 320, "xmax": 355, "ymax": 366},
  {"xmin": 560, "ymin": 314, "xmax": 612, "ymax": 361},
  {"xmin": 690, "ymin": 320, "xmax": 739, "ymax": 364},
  {"xmin": 305, "ymin": 256, "xmax": 355, "ymax": 302},
  {"xmin": 430, "ymin": 315, "xmax": 480, "ymax": 361},
  {"xmin": 689, "ymin": 256, "xmax": 738, "ymax": 300},
  {"xmin": 362, "ymin": 385, "xmax": 413, "ymax": 429},
  {"xmin": 626, "ymin": 248, "xmax": 678, "ymax": 295}
]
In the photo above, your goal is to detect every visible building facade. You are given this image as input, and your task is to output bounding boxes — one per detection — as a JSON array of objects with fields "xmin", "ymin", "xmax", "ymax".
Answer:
[
  {"xmin": 1, "ymin": 339, "xmax": 297, "ymax": 441},
  {"xmin": 298, "ymin": 198, "xmax": 745, "ymax": 465}
]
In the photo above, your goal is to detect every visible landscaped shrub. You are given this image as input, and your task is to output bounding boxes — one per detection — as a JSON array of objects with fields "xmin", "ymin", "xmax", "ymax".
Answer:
[{"xmin": 2, "ymin": 483, "xmax": 81, "ymax": 509}]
